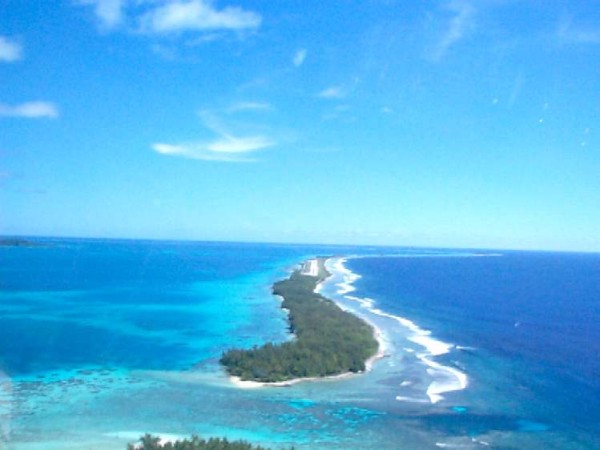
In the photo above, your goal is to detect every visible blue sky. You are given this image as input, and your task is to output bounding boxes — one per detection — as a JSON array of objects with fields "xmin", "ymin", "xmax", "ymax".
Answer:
[{"xmin": 1, "ymin": 0, "xmax": 599, "ymax": 251}]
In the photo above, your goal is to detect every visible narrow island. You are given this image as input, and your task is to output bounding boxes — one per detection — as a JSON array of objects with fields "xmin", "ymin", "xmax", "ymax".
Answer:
[{"xmin": 220, "ymin": 258, "xmax": 380, "ymax": 383}]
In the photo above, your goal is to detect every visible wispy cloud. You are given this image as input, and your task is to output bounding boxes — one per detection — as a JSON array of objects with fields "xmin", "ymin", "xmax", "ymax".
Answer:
[
  {"xmin": 293, "ymin": 49, "xmax": 307, "ymax": 67},
  {"xmin": 429, "ymin": 0, "xmax": 475, "ymax": 61},
  {"xmin": 558, "ymin": 18, "xmax": 600, "ymax": 45},
  {"xmin": 227, "ymin": 101, "xmax": 272, "ymax": 113},
  {"xmin": 139, "ymin": 0, "xmax": 261, "ymax": 34},
  {"xmin": 507, "ymin": 73, "xmax": 523, "ymax": 108},
  {"xmin": 318, "ymin": 86, "xmax": 345, "ymax": 99},
  {"xmin": 0, "ymin": 101, "xmax": 59, "ymax": 119},
  {"xmin": 77, "ymin": 0, "xmax": 126, "ymax": 29},
  {"xmin": 321, "ymin": 104, "xmax": 353, "ymax": 122},
  {"xmin": 0, "ymin": 36, "xmax": 22, "ymax": 62},
  {"xmin": 152, "ymin": 111, "xmax": 274, "ymax": 162}
]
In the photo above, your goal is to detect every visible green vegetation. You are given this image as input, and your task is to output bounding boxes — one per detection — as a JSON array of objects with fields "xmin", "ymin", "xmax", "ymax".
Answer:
[
  {"xmin": 127, "ymin": 434, "xmax": 288, "ymax": 450},
  {"xmin": 220, "ymin": 260, "xmax": 379, "ymax": 382}
]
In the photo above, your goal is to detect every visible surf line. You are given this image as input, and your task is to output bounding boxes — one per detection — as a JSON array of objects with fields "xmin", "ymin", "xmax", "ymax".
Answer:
[{"xmin": 328, "ymin": 256, "xmax": 469, "ymax": 404}]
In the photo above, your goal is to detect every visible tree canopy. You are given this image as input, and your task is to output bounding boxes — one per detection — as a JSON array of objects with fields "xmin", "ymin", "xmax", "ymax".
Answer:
[
  {"xmin": 220, "ymin": 264, "xmax": 378, "ymax": 382},
  {"xmin": 128, "ymin": 434, "xmax": 286, "ymax": 450}
]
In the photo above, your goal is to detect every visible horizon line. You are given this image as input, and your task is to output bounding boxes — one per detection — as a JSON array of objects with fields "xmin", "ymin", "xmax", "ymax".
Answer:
[{"xmin": 2, "ymin": 233, "xmax": 599, "ymax": 256}]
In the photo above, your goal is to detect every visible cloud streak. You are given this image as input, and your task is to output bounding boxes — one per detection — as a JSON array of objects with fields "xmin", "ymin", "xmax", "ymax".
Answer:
[
  {"xmin": 152, "ymin": 136, "xmax": 273, "ymax": 162},
  {"xmin": 558, "ymin": 19, "xmax": 600, "ymax": 45},
  {"xmin": 293, "ymin": 49, "xmax": 307, "ymax": 67},
  {"xmin": 152, "ymin": 111, "xmax": 274, "ymax": 162},
  {"xmin": 0, "ymin": 101, "xmax": 59, "ymax": 119},
  {"xmin": 429, "ymin": 1, "xmax": 475, "ymax": 61},
  {"xmin": 318, "ymin": 86, "xmax": 345, "ymax": 99},
  {"xmin": 0, "ymin": 36, "xmax": 22, "ymax": 62},
  {"xmin": 227, "ymin": 101, "xmax": 272, "ymax": 112}
]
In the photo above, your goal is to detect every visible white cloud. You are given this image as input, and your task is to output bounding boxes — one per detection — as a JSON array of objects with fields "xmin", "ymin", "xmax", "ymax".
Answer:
[
  {"xmin": 152, "ymin": 111, "xmax": 274, "ymax": 162},
  {"xmin": 152, "ymin": 136, "xmax": 273, "ymax": 162},
  {"xmin": 430, "ymin": 1, "xmax": 475, "ymax": 61},
  {"xmin": 77, "ymin": 0, "xmax": 126, "ymax": 29},
  {"xmin": 208, "ymin": 135, "xmax": 273, "ymax": 153},
  {"xmin": 140, "ymin": 0, "xmax": 261, "ymax": 33},
  {"xmin": 76, "ymin": 0, "xmax": 261, "ymax": 36},
  {"xmin": 227, "ymin": 101, "xmax": 272, "ymax": 112},
  {"xmin": 0, "ymin": 36, "xmax": 22, "ymax": 62},
  {"xmin": 293, "ymin": 49, "xmax": 307, "ymax": 67},
  {"xmin": 0, "ymin": 101, "xmax": 59, "ymax": 119},
  {"xmin": 318, "ymin": 86, "xmax": 345, "ymax": 99}
]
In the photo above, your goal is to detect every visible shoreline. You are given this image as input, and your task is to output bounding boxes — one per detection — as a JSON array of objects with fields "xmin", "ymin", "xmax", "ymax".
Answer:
[
  {"xmin": 227, "ymin": 257, "xmax": 387, "ymax": 388},
  {"xmin": 229, "ymin": 324, "xmax": 388, "ymax": 389},
  {"xmin": 330, "ymin": 256, "xmax": 469, "ymax": 404},
  {"xmin": 224, "ymin": 257, "xmax": 469, "ymax": 404},
  {"xmin": 226, "ymin": 255, "xmax": 467, "ymax": 404}
]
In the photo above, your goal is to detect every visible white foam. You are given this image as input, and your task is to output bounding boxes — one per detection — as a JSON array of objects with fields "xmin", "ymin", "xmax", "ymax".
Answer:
[
  {"xmin": 422, "ymin": 357, "xmax": 468, "ymax": 404},
  {"xmin": 0, "ymin": 370, "xmax": 12, "ymax": 443},
  {"xmin": 345, "ymin": 295, "xmax": 374, "ymax": 309},
  {"xmin": 326, "ymin": 256, "xmax": 469, "ymax": 405},
  {"xmin": 410, "ymin": 334, "xmax": 454, "ymax": 357},
  {"xmin": 332, "ymin": 258, "xmax": 362, "ymax": 295}
]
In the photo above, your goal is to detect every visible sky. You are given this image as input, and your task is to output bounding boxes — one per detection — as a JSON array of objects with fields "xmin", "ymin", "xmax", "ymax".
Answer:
[{"xmin": 1, "ymin": 0, "xmax": 599, "ymax": 251}]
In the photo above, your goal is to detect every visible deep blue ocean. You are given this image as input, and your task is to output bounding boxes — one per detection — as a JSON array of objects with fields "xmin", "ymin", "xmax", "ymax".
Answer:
[
  {"xmin": 0, "ymin": 239, "xmax": 599, "ymax": 449},
  {"xmin": 344, "ymin": 253, "xmax": 600, "ymax": 447}
]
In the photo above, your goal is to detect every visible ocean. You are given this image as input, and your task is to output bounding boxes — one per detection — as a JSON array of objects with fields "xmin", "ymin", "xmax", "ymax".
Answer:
[{"xmin": 0, "ymin": 238, "xmax": 598, "ymax": 449}]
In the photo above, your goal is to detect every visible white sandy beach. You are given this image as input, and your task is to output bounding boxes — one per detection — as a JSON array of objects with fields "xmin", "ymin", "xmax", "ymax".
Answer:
[{"xmin": 301, "ymin": 258, "xmax": 320, "ymax": 277}]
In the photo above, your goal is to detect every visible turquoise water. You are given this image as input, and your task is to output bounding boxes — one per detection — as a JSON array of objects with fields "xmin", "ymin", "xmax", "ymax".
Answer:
[
  {"xmin": 2, "ymin": 239, "xmax": 409, "ymax": 449},
  {"xmin": 1, "ymin": 239, "xmax": 598, "ymax": 449}
]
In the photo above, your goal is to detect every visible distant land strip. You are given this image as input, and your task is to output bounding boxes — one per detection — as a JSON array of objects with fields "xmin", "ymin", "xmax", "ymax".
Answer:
[
  {"xmin": 0, "ymin": 238, "xmax": 45, "ymax": 247},
  {"xmin": 220, "ymin": 258, "xmax": 379, "ymax": 383}
]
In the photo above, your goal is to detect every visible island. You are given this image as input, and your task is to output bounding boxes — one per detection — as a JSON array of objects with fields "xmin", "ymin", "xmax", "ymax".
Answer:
[{"xmin": 220, "ymin": 258, "xmax": 380, "ymax": 383}]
